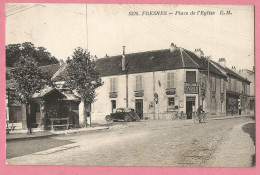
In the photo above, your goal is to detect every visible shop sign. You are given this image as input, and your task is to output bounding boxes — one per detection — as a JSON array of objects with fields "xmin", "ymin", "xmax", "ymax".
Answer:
[
  {"xmin": 109, "ymin": 92, "xmax": 118, "ymax": 98},
  {"xmin": 166, "ymin": 88, "xmax": 176, "ymax": 95},
  {"xmin": 221, "ymin": 93, "xmax": 224, "ymax": 101},
  {"xmin": 134, "ymin": 90, "xmax": 144, "ymax": 97},
  {"xmin": 184, "ymin": 82, "xmax": 199, "ymax": 94},
  {"xmin": 200, "ymin": 82, "xmax": 206, "ymax": 90}
]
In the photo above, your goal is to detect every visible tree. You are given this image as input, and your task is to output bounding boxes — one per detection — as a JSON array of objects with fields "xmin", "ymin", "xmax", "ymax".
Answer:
[
  {"xmin": 6, "ymin": 42, "xmax": 59, "ymax": 67},
  {"xmin": 10, "ymin": 55, "xmax": 52, "ymax": 134},
  {"xmin": 65, "ymin": 47, "xmax": 102, "ymax": 127}
]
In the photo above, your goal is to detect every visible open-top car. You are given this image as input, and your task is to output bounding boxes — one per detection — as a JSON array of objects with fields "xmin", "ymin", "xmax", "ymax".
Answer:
[{"xmin": 105, "ymin": 108, "xmax": 140, "ymax": 122}]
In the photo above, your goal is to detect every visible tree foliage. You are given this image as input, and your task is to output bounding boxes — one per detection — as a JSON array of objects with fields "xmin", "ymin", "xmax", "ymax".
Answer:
[
  {"xmin": 6, "ymin": 42, "xmax": 59, "ymax": 67},
  {"xmin": 65, "ymin": 47, "xmax": 102, "ymax": 103},
  {"xmin": 10, "ymin": 55, "xmax": 53, "ymax": 103}
]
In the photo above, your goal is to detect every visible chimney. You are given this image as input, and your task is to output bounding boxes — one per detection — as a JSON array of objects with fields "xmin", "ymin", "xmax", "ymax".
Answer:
[
  {"xmin": 170, "ymin": 43, "xmax": 177, "ymax": 52},
  {"xmin": 194, "ymin": 48, "xmax": 204, "ymax": 58},
  {"xmin": 122, "ymin": 46, "xmax": 126, "ymax": 71},
  {"xmin": 231, "ymin": 66, "xmax": 236, "ymax": 72},
  {"xmin": 218, "ymin": 58, "xmax": 226, "ymax": 67},
  {"xmin": 91, "ymin": 55, "xmax": 98, "ymax": 61}
]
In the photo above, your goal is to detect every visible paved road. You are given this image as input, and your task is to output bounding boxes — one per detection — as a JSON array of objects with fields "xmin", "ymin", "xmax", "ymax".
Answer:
[{"xmin": 6, "ymin": 116, "xmax": 254, "ymax": 167}]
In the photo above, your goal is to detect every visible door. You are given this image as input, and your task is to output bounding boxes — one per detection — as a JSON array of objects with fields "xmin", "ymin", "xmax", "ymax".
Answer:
[
  {"xmin": 135, "ymin": 99, "xmax": 143, "ymax": 119},
  {"xmin": 111, "ymin": 100, "xmax": 116, "ymax": 113},
  {"xmin": 186, "ymin": 97, "xmax": 195, "ymax": 119}
]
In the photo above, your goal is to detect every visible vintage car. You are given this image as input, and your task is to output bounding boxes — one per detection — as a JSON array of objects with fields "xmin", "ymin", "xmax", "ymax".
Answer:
[{"xmin": 105, "ymin": 108, "xmax": 140, "ymax": 122}]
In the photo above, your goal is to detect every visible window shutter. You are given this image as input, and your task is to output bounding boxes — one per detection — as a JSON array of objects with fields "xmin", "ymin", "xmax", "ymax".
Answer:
[
  {"xmin": 163, "ymin": 72, "xmax": 167, "ymax": 89},
  {"xmin": 115, "ymin": 78, "xmax": 118, "ymax": 92},
  {"xmin": 167, "ymin": 72, "xmax": 170, "ymax": 88},
  {"xmin": 140, "ymin": 75, "xmax": 143, "ymax": 90},
  {"xmin": 110, "ymin": 78, "xmax": 112, "ymax": 92},
  {"xmin": 170, "ymin": 72, "xmax": 174, "ymax": 88}
]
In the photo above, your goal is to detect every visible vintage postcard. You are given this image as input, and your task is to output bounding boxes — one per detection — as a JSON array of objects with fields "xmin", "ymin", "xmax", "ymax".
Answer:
[{"xmin": 4, "ymin": 3, "xmax": 255, "ymax": 168}]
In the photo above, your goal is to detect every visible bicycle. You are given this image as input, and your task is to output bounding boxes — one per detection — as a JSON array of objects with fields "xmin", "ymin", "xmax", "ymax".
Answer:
[
  {"xmin": 171, "ymin": 111, "xmax": 179, "ymax": 120},
  {"xmin": 193, "ymin": 112, "xmax": 207, "ymax": 123},
  {"xmin": 200, "ymin": 112, "xmax": 207, "ymax": 123}
]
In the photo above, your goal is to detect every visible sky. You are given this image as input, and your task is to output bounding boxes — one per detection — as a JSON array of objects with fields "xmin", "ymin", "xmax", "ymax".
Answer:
[{"xmin": 6, "ymin": 4, "xmax": 254, "ymax": 71}]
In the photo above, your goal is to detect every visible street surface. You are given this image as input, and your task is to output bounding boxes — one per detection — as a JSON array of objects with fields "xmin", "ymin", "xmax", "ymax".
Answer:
[{"xmin": 6, "ymin": 116, "xmax": 255, "ymax": 167}]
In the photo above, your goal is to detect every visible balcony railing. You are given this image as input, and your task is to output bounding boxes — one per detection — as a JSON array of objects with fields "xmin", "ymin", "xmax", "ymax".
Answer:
[{"xmin": 184, "ymin": 82, "xmax": 199, "ymax": 94}]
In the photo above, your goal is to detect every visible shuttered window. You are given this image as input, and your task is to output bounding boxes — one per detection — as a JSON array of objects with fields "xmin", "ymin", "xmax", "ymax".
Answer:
[
  {"xmin": 167, "ymin": 72, "xmax": 174, "ymax": 88},
  {"xmin": 220, "ymin": 79, "xmax": 224, "ymax": 93},
  {"xmin": 136, "ymin": 75, "xmax": 143, "ymax": 91},
  {"xmin": 110, "ymin": 77, "xmax": 118, "ymax": 92},
  {"xmin": 186, "ymin": 71, "xmax": 196, "ymax": 83}
]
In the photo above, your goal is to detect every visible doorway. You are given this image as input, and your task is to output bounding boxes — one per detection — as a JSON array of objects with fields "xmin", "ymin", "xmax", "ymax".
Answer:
[
  {"xmin": 186, "ymin": 97, "xmax": 195, "ymax": 119},
  {"xmin": 135, "ymin": 99, "xmax": 143, "ymax": 119},
  {"xmin": 111, "ymin": 100, "xmax": 116, "ymax": 113}
]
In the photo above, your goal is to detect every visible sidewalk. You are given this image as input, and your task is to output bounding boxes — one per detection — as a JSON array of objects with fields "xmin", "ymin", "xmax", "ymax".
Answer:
[
  {"xmin": 6, "ymin": 126, "xmax": 109, "ymax": 141},
  {"xmin": 212, "ymin": 120, "xmax": 255, "ymax": 167}
]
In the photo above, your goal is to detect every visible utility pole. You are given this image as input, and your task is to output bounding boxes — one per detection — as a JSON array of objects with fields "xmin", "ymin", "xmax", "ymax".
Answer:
[
  {"xmin": 86, "ymin": 4, "xmax": 88, "ymax": 52},
  {"xmin": 123, "ymin": 46, "xmax": 128, "ymax": 108},
  {"xmin": 207, "ymin": 56, "xmax": 211, "ymax": 114}
]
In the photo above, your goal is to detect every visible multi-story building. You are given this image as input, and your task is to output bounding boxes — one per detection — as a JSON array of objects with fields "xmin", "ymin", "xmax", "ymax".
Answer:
[
  {"xmin": 91, "ymin": 44, "xmax": 227, "ymax": 122},
  {"xmin": 238, "ymin": 68, "xmax": 255, "ymax": 114},
  {"xmin": 211, "ymin": 58, "xmax": 251, "ymax": 115}
]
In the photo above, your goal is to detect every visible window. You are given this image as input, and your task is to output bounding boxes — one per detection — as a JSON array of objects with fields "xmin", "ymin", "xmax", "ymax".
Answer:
[
  {"xmin": 233, "ymin": 79, "xmax": 237, "ymax": 92},
  {"xmin": 110, "ymin": 77, "xmax": 118, "ymax": 92},
  {"xmin": 136, "ymin": 75, "xmax": 143, "ymax": 91},
  {"xmin": 167, "ymin": 72, "xmax": 174, "ymax": 88},
  {"xmin": 210, "ymin": 77, "xmax": 216, "ymax": 91},
  {"xmin": 186, "ymin": 71, "xmax": 196, "ymax": 83},
  {"xmin": 220, "ymin": 79, "xmax": 224, "ymax": 93},
  {"xmin": 228, "ymin": 77, "xmax": 231, "ymax": 91},
  {"xmin": 168, "ymin": 97, "xmax": 175, "ymax": 106}
]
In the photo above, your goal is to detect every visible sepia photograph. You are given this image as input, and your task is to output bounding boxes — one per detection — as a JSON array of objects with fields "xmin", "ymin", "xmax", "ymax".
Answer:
[{"xmin": 5, "ymin": 3, "xmax": 255, "ymax": 167}]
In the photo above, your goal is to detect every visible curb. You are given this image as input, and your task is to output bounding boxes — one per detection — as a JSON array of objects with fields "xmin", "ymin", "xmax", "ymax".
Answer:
[
  {"xmin": 210, "ymin": 115, "xmax": 253, "ymax": 120},
  {"xmin": 6, "ymin": 127, "xmax": 109, "ymax": 142}
]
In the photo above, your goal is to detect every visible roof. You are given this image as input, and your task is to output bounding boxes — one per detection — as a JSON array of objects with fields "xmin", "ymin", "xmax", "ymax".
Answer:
[
  {"xmin": 94, "ymin": 48, "xmax": 227, "ymax": 78},
  {"xmin": 39, "ymin": 63, "xmax": 60, "ymax": 77},
  {"xmin": 32, "ymin": 86, "xmax": 79, "ymax": 101},
  {"xmin": 32, "ymin": 87, "xmax": 61, "ymax": 98},
  {"xmin": 6, "ymin": 64, "xmax": 61, "ymax": 89},
  {"xmin": 211, "ymin": 61, "xmax": 251, "ymax": 84}
]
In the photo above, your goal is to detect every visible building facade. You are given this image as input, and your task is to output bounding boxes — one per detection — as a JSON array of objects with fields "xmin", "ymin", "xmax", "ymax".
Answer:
[
  {"xmin": 91, "ymin": 44, "xmax": 227, "ymax": 122},
  {"xmin": 238, "ymin": 69, "xmax": 255, "ymax": 114},
  {"xmin": 212, "ymin": 58, "xmax": 251, "ymax": 115}
]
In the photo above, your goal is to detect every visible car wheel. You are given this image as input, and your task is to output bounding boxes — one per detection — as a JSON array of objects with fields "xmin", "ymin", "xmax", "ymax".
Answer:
[{"xmin": 105, "ymin": 115, "xmax": 112, "ymax": 122}]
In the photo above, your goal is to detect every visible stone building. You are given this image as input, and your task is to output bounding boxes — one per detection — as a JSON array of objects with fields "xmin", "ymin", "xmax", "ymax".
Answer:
[
  {"xmin": 238, "ymin": 68, "xmax": 255, "ymax": 114},
  {"xmin": 91, "ymin": 44, "xmax": 227, "ymax": 122},
  {"xmin": 211, "ymin": 58, "xmax": 251, "ymax": 115}
]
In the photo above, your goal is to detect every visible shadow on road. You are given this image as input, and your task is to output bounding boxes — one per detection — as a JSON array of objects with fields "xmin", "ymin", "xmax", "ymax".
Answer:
[
  {"xmin": 242, "ymin": 123, "xmax": 255, "ymax": 144},
  {"xmin": 242, "ymin": 122, "xmax": 255, "ymax": 166},
  {"xmin": 6, "ymin": 137, "xmax": 75, "ymax": 159}
]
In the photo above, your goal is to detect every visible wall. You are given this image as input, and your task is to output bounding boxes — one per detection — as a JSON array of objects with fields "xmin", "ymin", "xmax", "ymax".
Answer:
[{"xmin": 92, "ymin": 68, "xmax": 226, "ymax": 123}]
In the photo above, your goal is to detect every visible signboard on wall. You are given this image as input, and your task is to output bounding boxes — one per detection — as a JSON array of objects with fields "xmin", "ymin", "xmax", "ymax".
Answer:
[
  {"xmin": 134, "ymin": 90, "xmax": 144, "ymax": 97},
  {"xmin": 109, "ymin": 92, "xmax": 118, "ymax": 98},
  {"xmin": 184, "ymin": 82, "xmax": 199, "ymax": 94},
  {"xmin": 166, "ymin": 88, "xmax": 176, "ymax": 95},
  {"xmin": 221, "ymin": 93, "xmax": 224, "ymax": 101}
]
